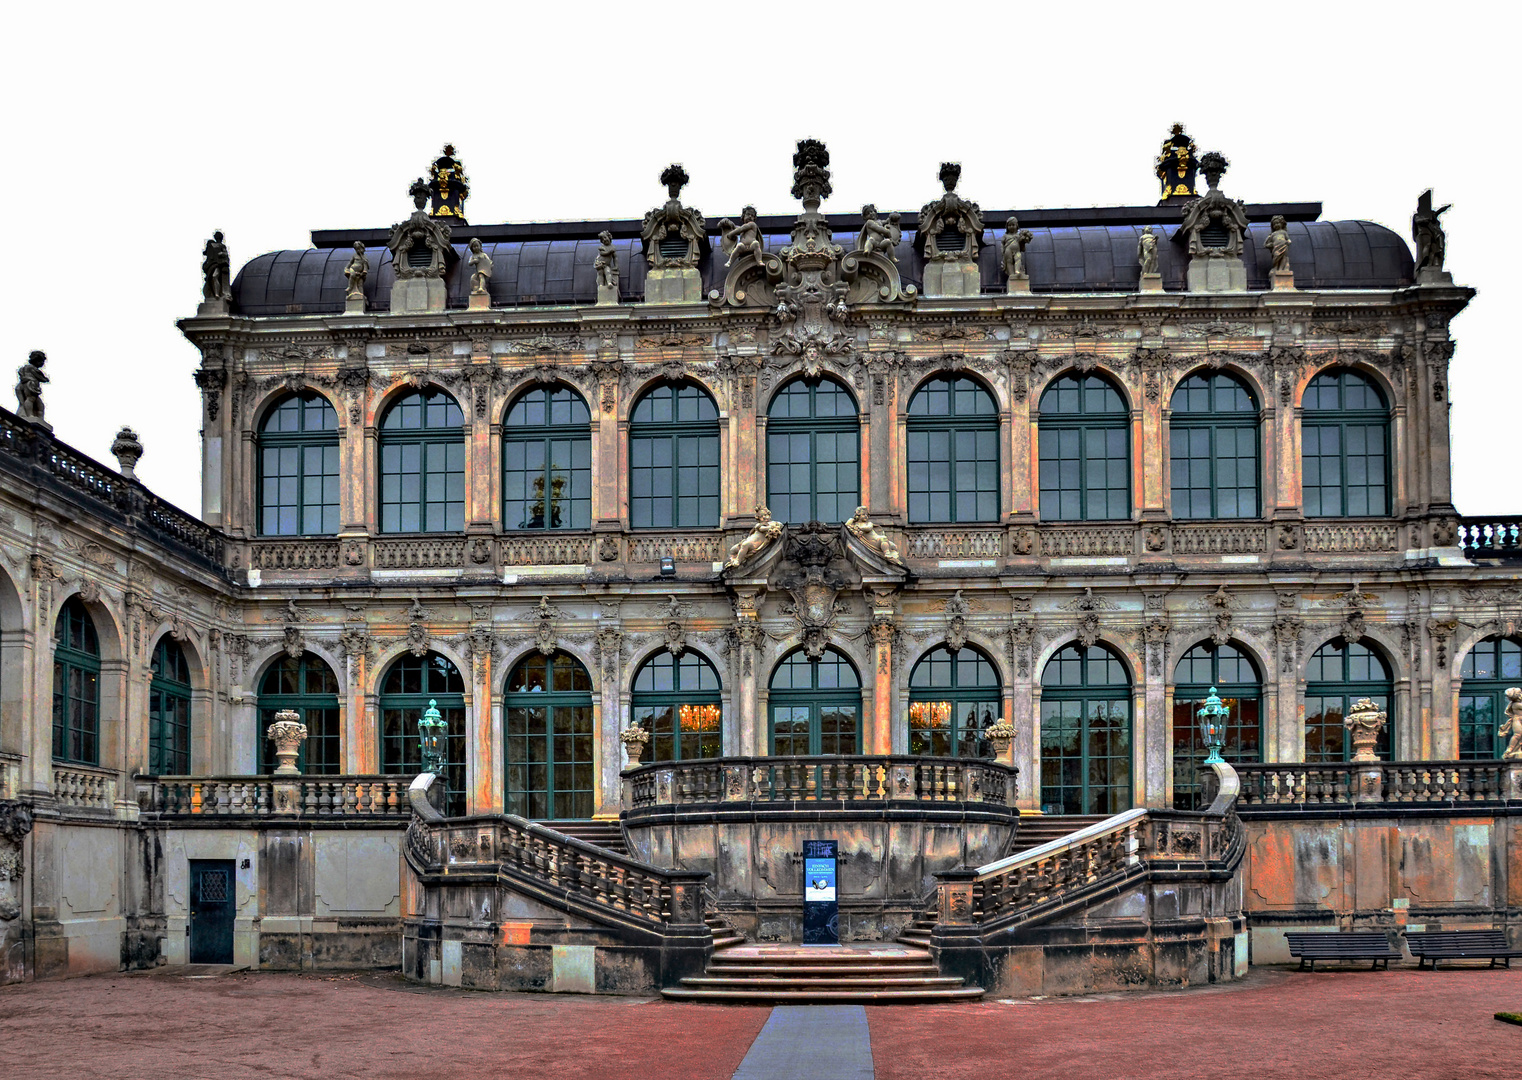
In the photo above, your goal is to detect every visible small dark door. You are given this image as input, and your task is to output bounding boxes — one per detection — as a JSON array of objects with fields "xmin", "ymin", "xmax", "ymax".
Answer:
[{"xmin": 189, "ymin": 860, "xmax": 235, "ymax": 964}]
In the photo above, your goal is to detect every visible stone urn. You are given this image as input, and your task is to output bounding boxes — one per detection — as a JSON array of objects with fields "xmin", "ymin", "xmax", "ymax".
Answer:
[
  {"xmin": 266, "ymin": 710, "xmax": 308, "ymax": 776},
  {"xmin": 985, "ymin": 720, "xmax": 1017, "ymax": 762},
  {"xmin": 619, "ymin": 726, "xmax": 650, "ymax": 770},
  {"xmin": 1343, "ymin": 698, "xmax": 1387, "ymax": 763}
]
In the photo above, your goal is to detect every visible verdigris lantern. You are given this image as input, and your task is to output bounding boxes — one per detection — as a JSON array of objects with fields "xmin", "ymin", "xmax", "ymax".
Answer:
[
  {"xmin": 418, "ymin": 698, "xmax": 446, "ymax": 776},
  {"xmin": 1196, "ymin": 687, "xmax": 1228, "ymax": 765}
]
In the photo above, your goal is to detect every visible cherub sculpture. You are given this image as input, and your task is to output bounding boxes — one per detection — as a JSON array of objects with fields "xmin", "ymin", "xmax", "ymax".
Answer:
[
  {"xmin": 719, "ymin": 206, "xmax": 765, "ymax": 268},
  {"xmin": 1265, "ymin": 215, "xmax": 1292, "ymax": 273},
  {"xmin": 343, "ymin": 241, "xmax": 370, "ymax": 299},
  {"xmin": 856, "ymin": 205, "xmax": 902, "ymax": 263},
  {"xmin": 1001, "ymin": 216, "xmax": 1033, "ymax": 279},
  {"xmin": 467, "ymin": 238, "xmax": 493, "ymax": 296},
  {"xmin": 1500, "ymin": 687, "xmax": 1522, "ymax": 761},
  {"xmin": 845, "ymin": 506, "xmax": 903, "ymax": 565},
  {"xmin": 725, "ymin": 506, "xmax": 785, "ymax": 569},
  {"xmin": 594, "ymin": 230, "xmax": 619, "ymax": 289},
  {"xmin": 15, "ymin": 350, "xmax": 48, "ymax": 423}
]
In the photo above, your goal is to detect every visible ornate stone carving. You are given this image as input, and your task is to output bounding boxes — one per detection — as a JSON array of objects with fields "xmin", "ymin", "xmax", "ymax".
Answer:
[
  {"xmin": 855, "ymin": 205, "xmax": 902, "ymax": 263},
  {"xmin": 530, "ymin": 595, "xmax": 567, "ymax": 656},
  {"xmin": 777, "ymin": 523, "xmax": 847, "ymax": 659},
  {"xmin": 1273, "ymin": 616, "xmax": 1303, "ymax": 674},
  {"xmin": 388, "ymin": 179, "xmax": 452, "ymax": 279},
  {"xmin": 15, "ymin": 350, "xmax": 48, "ymax": 426},
  {"xmin": 919, "ymin": 162, "xmax": 984, "ymax": 261},
  {"xmin": 843, "ymin": 506, "xmax": 904, "ymax": 570},
  {"xmin": 266, "ymin": 710, "xmax": 307, "ymax": 776},
  {"xmin": 201, "ymin": 231, "xmax": 231, "ymax": 302},
  {"xmin": 343, "ymin": 242, "xmax": 370, "ymax": 300},
  {"xmin": 724, "ymin": 506, "xmax": 785, "ymax": 573},
  {"xmin": 282, "ymin": 623, "xmax": 304, "ymax": 660},
  {"xmin": 944, "ymin": 591, "xmax": 971, "ymax": 651},
  {"xmin": 1181, "ymin": 153, "xmax": 1248, "ymax": 256},
  {"xmin": 1143, "ymin": 616, "xmax": 1170, "ymax": 677},
  {"xmin": 641, "ymin": 164, "xmax": 705, "ymax": 269},
  {"xmin": 660, "ymin": 594, "xmax": 689, "ymax": 657},
  {"xmin": 1343, "ymin": 698, "xmax": 1388, "ymax": 762},
  {"xmin": 193, "ymin": 365, "xmax": 226, "ymax": 421},
  {"xmin": 1426, "ymin": 617, "xmax": 1459, "ymax": 669},
  {"xmin": 1059, "ymin": 588, "xmax": 1116, "ymax": 649},
  {"xmin": 1007, "ymin": 620, "xmax": 1035, "ymax": 679},
  {"xmin": 0, "ymin": 800, "xmax": 34, "ymax": 921},
  {"xmin": 596, "ymin": 626, "xmax": 623, "ymax": 681},
  {"xmin": 1199, "ymin": 585, "xmax": 1237, "ymax": 646}
]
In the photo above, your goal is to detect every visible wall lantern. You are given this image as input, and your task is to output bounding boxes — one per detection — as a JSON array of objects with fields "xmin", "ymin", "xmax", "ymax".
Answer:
[
  {"xmin": 659, "ymin": 555, "xmax": 676, "ymax": 577},
  {"xmin": 1196, "ymin": 687, "xmax": 1228, "ymax": 765}
]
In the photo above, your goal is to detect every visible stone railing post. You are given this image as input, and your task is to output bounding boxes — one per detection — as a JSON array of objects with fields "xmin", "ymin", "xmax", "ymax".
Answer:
[
  {"xmin": 937, "ymin": 868, "xmax": 979, "ymax": 926},
  {"xmin": 1344, "ymin": 697, "xmax": 1387, "ymax": 804}
]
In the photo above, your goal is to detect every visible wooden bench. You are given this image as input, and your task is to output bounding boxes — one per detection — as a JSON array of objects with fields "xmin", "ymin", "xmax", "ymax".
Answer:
[
  {"xmin": 1285, "ymin": 931, "xmax": 1402, "ymax": 971},
  {"xmin": 1406, "ymin": 929, "xmax": 1522, "ymax": 970}
]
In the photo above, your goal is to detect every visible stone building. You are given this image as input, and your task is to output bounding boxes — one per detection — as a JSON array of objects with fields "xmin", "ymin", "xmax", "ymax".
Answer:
[{"xmin": 1, "ymin": 131, "xmax": 1519, "ymax": 995}]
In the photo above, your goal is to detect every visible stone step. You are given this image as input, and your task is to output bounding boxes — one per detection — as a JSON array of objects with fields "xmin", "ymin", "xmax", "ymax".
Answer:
[
  {"xmin": 539, "ymin": 820, "xmax": 628, "ymax": 855},
  {"xmin": 704, "ymin": 964, "xmax": 942, "ymax": 978},
  {"xmin": 682, "ymin": 975, "xmax": 968, "ymax": 989},
  {"xmin": 711, "ymin": 935, "xmax": 746, "ymax": 949},
  {"xmin": 661, "ymin": 986, "xmax": 985, "ymax": 1004}
]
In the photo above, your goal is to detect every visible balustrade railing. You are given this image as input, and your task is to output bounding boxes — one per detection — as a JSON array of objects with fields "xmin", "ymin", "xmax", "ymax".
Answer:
[
  {"xmin": 905, "ymin": 529, "xmax": 1005, "ymax": 561},
  {"xmin": 1458, "ymin": 517, "xmax": 1522, "ymax": 560},
  {"xmin": 250, "ymin": 539, "xmax": 342, "ymax": 570},
  {"xmin": 1302, "ymin": 522, "xmax": 1402, "ymax": 553},
  {"xmin": 138, "ymin": 775, "xmax": 412, "ymax": 818},
  {"xmin": 372, "ymin": 537, "xmax": 466, "ymax": 569},
  {"xmin": 501, "ymin": 533, "xmax": 595, "ymax": 565},
  {"xmin": 1172, "ymin": 524, "xmax": 1267, "ymax": 555},
  {"xmin": 53, "ymin": 764, "xmax": 117, "ymax": 811},
  {"xmin": 1234, "ymin": 760, "xmax": 1522, "ymax": 807},
  {"xmin": 627, "ymin": 533, "xmax": 724, "ymax": 563},
  {"xmin": 1038, "ymin": 525, "xmax": 1133, "ymax": 558}
]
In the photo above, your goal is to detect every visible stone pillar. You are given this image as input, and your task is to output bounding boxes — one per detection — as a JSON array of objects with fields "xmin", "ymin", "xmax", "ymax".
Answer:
[
  {"xmin": 869, "ymin": 619, "xmax": 895, "ymax": 755},
  {"xmin": 472, "ymin": 646, "xmax": 503, "ymax": 816},
  {"xmin": 731, "ymin": 590, "xmax": 763, "ymax": 757}
]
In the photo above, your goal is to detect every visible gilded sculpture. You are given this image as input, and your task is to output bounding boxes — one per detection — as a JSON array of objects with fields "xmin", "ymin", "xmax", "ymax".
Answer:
[
  {"xmin": 724, "ymin": 506, "xmax": 784, "ymax": 569},
  {"xmin": 1154, "ymin": 122, "xmax": 1199, "ymax": 200},
  {"xmin": 845, "ymin": 506, "xmax": 903, "ymax": 565},
  {"xmin": 427, "ymin": 144, "xmax": 470, "ymax": 222}
]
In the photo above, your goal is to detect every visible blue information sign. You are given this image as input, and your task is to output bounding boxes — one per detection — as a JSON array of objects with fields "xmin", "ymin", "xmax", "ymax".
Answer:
[{"xmin": 802, "ymin": 839, "xmax": 838, "ymax": 945}]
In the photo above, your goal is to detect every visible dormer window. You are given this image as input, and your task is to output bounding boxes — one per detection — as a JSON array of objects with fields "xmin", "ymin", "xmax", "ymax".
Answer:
[
  {"xmin": 407, "ymin": 240, "xmax": 432, "ymax": 268},
  {"xmin": 658, "ymin": 232, "xmax": 689, "ymax": 261},
  {"xmin": 936, "ymin": 224, "xmax": 965, "ymax": 254},
  {"xmin": 1200, "ymin": 222, "xmax": 1230, "ymax": 248}
]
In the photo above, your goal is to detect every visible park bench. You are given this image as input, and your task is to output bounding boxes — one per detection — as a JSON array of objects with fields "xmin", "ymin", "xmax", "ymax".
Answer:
[
  {"xmin": 1285, "ymin": 931, "xmax": 1402, "ymax": 971},
  {"xmin": 1405, "ymin": 929, "xmax": 1522, "ymax": 970}
]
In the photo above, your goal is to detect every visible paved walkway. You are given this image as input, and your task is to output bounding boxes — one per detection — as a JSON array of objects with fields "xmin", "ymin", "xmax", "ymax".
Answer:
[{"xmin": 2, "ymin": 966, "xmax": 1520, "ymax": 1079}]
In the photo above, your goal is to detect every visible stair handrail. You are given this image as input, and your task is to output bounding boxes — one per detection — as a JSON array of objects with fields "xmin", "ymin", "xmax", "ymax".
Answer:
[{"xmin": 969, "ymin": 807, "xmax": 1149, "ymax": 881}]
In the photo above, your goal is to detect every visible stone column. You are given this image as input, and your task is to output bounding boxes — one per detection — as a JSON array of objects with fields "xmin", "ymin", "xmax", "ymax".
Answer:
[
  {"xmin": 869, "ymin": 619, "xmax": 895, "ymax": 756},
  {"xmin": 730, "ymin": 590, "xmax": 763, "ymax": 757},
  {"xmin": 471, "ymin": 643, "xmax": 502, "ymax": 815}
]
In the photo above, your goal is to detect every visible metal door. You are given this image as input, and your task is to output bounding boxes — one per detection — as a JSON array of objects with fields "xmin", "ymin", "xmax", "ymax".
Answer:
[{"xmin": 189, "ymin": 859, "xmax": 235, "ymax": 964}]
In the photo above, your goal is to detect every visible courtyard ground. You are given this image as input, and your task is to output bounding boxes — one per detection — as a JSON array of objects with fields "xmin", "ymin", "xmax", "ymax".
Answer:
[{"xmin": 2, "ymin": 964, "xmax": 1519, "ymax": 1079}]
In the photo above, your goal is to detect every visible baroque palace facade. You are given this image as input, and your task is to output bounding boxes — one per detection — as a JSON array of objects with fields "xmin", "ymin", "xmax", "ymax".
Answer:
[{"xmin": 1, "ymin": 132, "xmax": 1519, "ymax": 992}]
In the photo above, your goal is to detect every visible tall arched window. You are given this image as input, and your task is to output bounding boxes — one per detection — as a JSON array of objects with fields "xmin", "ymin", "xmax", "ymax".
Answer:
[
  {"xmin": 1169, "ymin": 372, "xmax": 1259, "ymax": 519},
  {"xmin": 1172, "ymin": 642, "xmax": 1261, "ymax": 809},
  {"xmin": 378, "ymin": 389, "xmax": 465, "ymax": 533},
  {"xmin": 907, "ymin": 376, "xmax": 999, "ymax": 523},
  {"xmin": 632, "ymin": 651, "xmax": 722, "ymax": 762},
  {"xmin": 1302, "ymin": 370, "xmax": 1390, "ymax": 517},
  {"xmin": 502, "ymin": 386, "xmax": 591, "ymax": 531},
  {"xmin": 148, "ymin": 637, "xmax": 192, "ymax": 775},
  {"xmin": 1038, "ymin": 374, "xmax": 1129, "ymax": 522},
  {"xmin": 1304, "ymin": 639, "xmax": 1394, "ymax": 762},
  {"xmin": 504, "ymin": 652, "xmax": 594, "ymax": 819},
  {"xmin": 766, "ymin": 378, "xmax": 859, "ymax": 525},
  {"xmin": 1039, "ymin": 643, "xmax": 1131, "ymax": 814},
  {"xmin": 52, "ymin": 597, "xmax": 100, "ymax": 765},
  {"xmin": 1458, "ymin": 636, "xmax": 1522, "ymax": 759},
  {"xmin": 380, "ymin": 652, "xmax": 466, "ymax": 816},
  {"xmin": 630, "ymin": 382, "xmax": 719, "ymax": 529},
  {"xmin": 908, "ymin": 646, "xmax": 1001, "ymax": 758},
  {"xmin": 258, "ymin": 652, "xmax": 341, "ymax": 774},
  {"xmin": 258, "ymin": 392, "xmax": 339, "ymax": 536},
  {"xmin": 768, "ymin": 648, "xmax": 861, "ymax": 755}
]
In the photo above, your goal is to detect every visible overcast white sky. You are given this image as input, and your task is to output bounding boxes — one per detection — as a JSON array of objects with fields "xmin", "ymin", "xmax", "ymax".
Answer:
[{"xmin": 2, "ymin": 2, "xmax": 1516, "ymax": 516}]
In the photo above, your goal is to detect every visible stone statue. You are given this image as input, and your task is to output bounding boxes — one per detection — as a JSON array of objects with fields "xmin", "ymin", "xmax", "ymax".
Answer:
[
  {"xmin": 594, "ymin": 230, "xmax": 619, "ymax": 289},
  {"xmin": 343, "ymin": 242, "xmax": 370, "ymax": 299},
  {"xmin": 640, "ymin": 164, "xmax": 705, "ymax": 269},
  {"xmin": 1500, "ymin": 687, "xmax": 1522, "ymax": 761},
  {"xmin": 919, "ymin": 163, "xmax": 984, "ymax": 260},
  {"xmin": 725, "ymin": 506, "xmax": 784, "ymax": 569},
  {"xmin": 1265, "ymin": 215, "xmax": 1292, "ymax": 273},
  {"xmin": 1001, "ymin": 217, "xmax": 1033, "ymax": 279},
  {"xmin": 1412, "ymin": 189, "xmax": 1451, "ymax": 275},
  {"xmin": 15, "ymin": 350, "xmax": 48, "ymax": 424},
  {"xmin": 855, "ymin": 205, "xmax": 902, "ymax": 263},
  {"xmin": 467, "ymin": 238, "xmax": 493, "ymax": 296},
  {"xmin": 719, "ymin": 206, "xmax": 765, "ymax": 268},
  {"xmin": 201, "ymin": 231, "xmax": 231, "ymax": 302},
  {"xmin": 1137, "ymin": 225, "xmax": 1159, "ymax": 275},
  {"xmin": 845, "ymin": 506, "xmax": 903, "ymax": 565}
]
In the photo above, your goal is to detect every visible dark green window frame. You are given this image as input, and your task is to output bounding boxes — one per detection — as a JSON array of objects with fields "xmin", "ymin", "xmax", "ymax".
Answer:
[
  {"xmin": 380, "ymin": 652, "xmax": 467, "ymax": 816},
  {"xmin": 907, "ymin": 375, "xmax": 1000, "ymax": 524},
  {"xmin": 766, "ymin": 378, "xmax": 860, "ymax": 526},
  {"xmin": 502, "ymin": 386, "xmax": 592, "ymax": 532},
  {"xmin": 378, "ymin": 389, "xmax": 466, "ymax": 534},
  {"xmin": 1302, "ymin": 370, "xmax": 1390, "ymax": 518},
  {"xmin": 258, "ymin": 651, "xmax": 342, "ymax": 775},
  {"xmin": 629, "ymin": 382, "xmax": 720, "ymax": 529},
  {"xmin": 503, "ymin": 651, "xmax": 595, "ymax": 820},
  {"xmin": 257, "ymin": 392, "xmax": 340, "ymax": 537},
  {"xmin": 52, "ymin": 597, "xmax": 100, "ymax": 766},
  {"xmin": 1169, "ymin": 372, "xmax": 1260, "ymax": 520},
  {"xmin": 1171, "ymin": 642, "xmax": 1262, "ymax": 810},
  {"xmin": 768, "ymin": 648, "xmax": 862, "ymax": 756},
  {"xmin": 148, "ymin": 636, "xmax": 192, "ymax": 775},
  {"xmin": 1458, "ymin": 636, "xmax": 1522, "ymax": 759},
  {"xmin": 632, "ymin": 651, "xmax": 723, "ymax": 762},
  {"xmin": 908, "ymin": 646, "xmax": 1002, "ymax": 758},
  {"xmin": 1039, "ymin": 643, "xmax": 1132, "ymax": 815},
  {"xmin": 1304, "ymin": 638, "xmax": 1394, "ymax": 763},
  {"xmin": 1038, "ymin": 374, "xmax": 1130, "ymax": 522}
]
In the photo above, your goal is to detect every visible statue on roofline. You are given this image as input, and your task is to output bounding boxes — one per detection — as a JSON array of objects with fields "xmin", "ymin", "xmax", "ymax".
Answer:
[
  {"xmin": 855, "ymin": 205, "xmax": 902, "ymax": 264},
  {"xmin": 343, "ymin": 242, "xmax": 370, "ymax": 300},
  {"xmin": 1001, "ymin": 216, "xmax": 1033, "ymax": 279},
  {"xmin": 1137, "ymin": 225, "xmax": 1160, "ymax": 275},
  {"xmin": 201, "ymin": 231, "xmax": 231, "ymax": 302},
  {"xmin": 15, "ymin": 350, "xmax": 48, "ymax": 425},
  {"xmin": 1265, "ymin": 215, "xmax": 1292, "ymax": 273},
  {"xmin": 594, "ymin": 231, "xmax": 620, "ymax": 290},
  {"xmin": 725, "ymin": 506, "xmax": 784, "ymax": 570},
  {"xmin": 1412, "ymin": 189, "xmax": 1451, "ymax": 275},
  {"xmin": 719, "ymin": 206, "xmax": 765, "ymax": 268}
]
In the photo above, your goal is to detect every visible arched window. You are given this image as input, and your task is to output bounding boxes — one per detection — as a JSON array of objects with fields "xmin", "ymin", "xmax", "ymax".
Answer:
[
  {"xmin": 907, "ymin": 376, "xmax": 999, "ymax": 523},
  {"xmin": 1039, "ymin": 643, "xmax": 1131, "ymax": 814},
  {"xmin": 1458, "ymin": 636, "xmax": 1522, "ymax": 759},
  {"xmin": 1172, "ymin": 642, "xmax": 1262, "ymax": 809},
  {"xmin": 504, "ymin": 652, "xmax": 594, "ymax": 819},
  {"xmin": 1038, "ymin": 374, "xmax": 1129, "ymax": 522},
  {"xmin": 630, "ymin": 382, "xmax": 720, "ymax": 529},
  {"xmin": 258, "ymin": 652, "xmax": 341, "ymax": 774},
  {"xmin": 379, "ymin": 652, "xmax": 466, "ymax": 816},
  {"xmin": 1304, "ymin": 639, "xmax": 1394, "ymax": 762},
  {"xmin": 502, "ymin": 386, "xmax": 591, "ymax": 531},
  {"xmin": 908, "ymin": 646, "xmax": 1001, "ymax": 758},
  {"xmin": 148, "ymin": 637, "xmax": 192, "ymax": 775},
  {"xmin": 766, "ymin": 378, "xmax": 859, "ymax": 525},
  {"xmin": 258, "ymin": 392, "xmax": 339, "ymax": 536},
  {"xmin": 378, "ymin": 389, "xmax": 465, "ymax": 533},
  {"xmin": 52, "ymin": 597, "xmax": 100, "ymax": 765},
  {"xmin": 1169, "ymin": 372, "xmax": 1259, "ymax": 519},
  {"xmin": 632, "ymin": 651, "xmax": 722, "ymax": 762},
  {"xmin": 768, "ymin": 648, "xmax": 861, "ymax": 755},
  {"xmin": 1302, "ymin": 370, "xmax": 1390, "ymax": 517}
]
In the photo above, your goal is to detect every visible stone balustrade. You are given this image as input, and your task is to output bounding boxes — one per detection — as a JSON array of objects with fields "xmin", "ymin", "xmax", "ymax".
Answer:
[
  {"xmin": 1234, "ymin": 760, "xmax": 1522, "ymax": 808},
  {"xmin": 138, "ymin": 775, "xmax": 413, "ymax": 818},
  {"xmin": 904, "ymin": 528, "xmax": 1005, "ymax": 561},
  {"xmin": 52, "ymin": 764, "xmax": 117, "ymax": 812},
  {"xmin": 250, "ymin": 539, "xmax": 342, "ymax": 570},
  {"xmin": 372, "ymin": 537, "xmax": 466, "ymax": 569},
  {"xmin": 1459, "ymin": 516, "xmax": 1522, "ymax": 560}
]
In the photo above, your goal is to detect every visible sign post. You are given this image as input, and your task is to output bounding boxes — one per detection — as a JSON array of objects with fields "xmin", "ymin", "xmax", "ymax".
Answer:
[{"xmin": 802, "ymin": 839, "xmax": 839, "ymax": 946}]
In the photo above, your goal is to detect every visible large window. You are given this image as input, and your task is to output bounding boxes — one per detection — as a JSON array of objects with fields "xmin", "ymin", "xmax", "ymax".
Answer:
[
  {"xmin": 148, "ymin": 637, "xmax": 192, "ymax": 775},
  {"xmin": 258, "ymin": 652, "xmax": 342, "ymax": 775},
  {"xmin": 1172, "ymin": 642, "xmax": 1261, "ymax": 809},
  {"xmin": 1170, "ymin": 372, "xmax": 1259, "ymax": 519},
  {"xmin": 379, "ymin": 389, "xmax": 465, "ymax": 533},
  {"xmin": 907, "ymin": 376, "xmax": 999, "ymax": 523},
  {"xmin": 1458, "ymin": 636, "xmax": 1522, "ymax": 759},
  {"xmin": 1302, "ymin": 370, "xmax": 1389, "ymax": 517},
  {"xmin": 1039, "ymin": 643, "xmax": 1132, "ymax": 815},
  {"xmin": 52, "ymin": 597, "xmax": 100, "ymax": 765},
  {"xmin": 908, "ymin": 646, "xmax": 1001, "ymax": 758},
  {"xmin": 632, "ymin": 651, "xmax": 722, "ymax": 762},
  {"xmin": 502, "ymin": 386, "xmax": 591, "ymax": 531},
  {"xmin": 504, "ymin": 652, "xmax": 594, "ymax": 819},
  {"xmin": 1038, "ymin": 374, "xmax": 1129, "ymax": 521},
  {"xmin": 766, "ymin": 378, "xmax": 859, "ymax": 525},
  {"xmin": 1304, "ymin": 639, "xmax": 1394, "ymax": 763},
  {"xmin": 380, "ymin": 652, "xmax": 466, "ymax": 816},
  {"xmin": 258, "ymin": 392, "xmax": 339, "ymax": 536},
  {"xmin": 630, "ymin": 382, "xmax": 719, "ymax": 529},
  {"xmin": 768, "ymin": 648, "xmax": 861, "ymax": 755}
]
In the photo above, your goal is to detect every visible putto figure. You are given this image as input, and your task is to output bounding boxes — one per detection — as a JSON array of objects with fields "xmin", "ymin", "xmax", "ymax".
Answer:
[
  {"xmin": 719, "ymin": 206, "xmax": 765, "ymax": 268},
  {"xmin": 845, "ymin": 506, "xmax": 903, "ymax": 565},
  {"xmin": 594, "ymin": 231, "xmax": 619, "ymax": 290},
  {"xmin": 1137, "ymin": 225, "xmax": 1160, "ymax": 275},
  {"xmin": 343, "ymin": 241, "xmax": 370, "ymax": 299},
  {"xmin": 15, "ymin": 350, "xmax": 48, "ymax": 424},
  {"xmin": 201, "ymin": 231, "xmax": 231, "ymax": 301},
  {"xmin": 1265, "ymin": 215, "xmax": 1292, "ymax": 273},
  {"xmin": 855, "ymin": 205, "xmax": 902, "ymax": 263},
  {"xmin": 725, "ymin": 506, "xmax": 785, "ymax": 569},
  {"xmin": 1412, "ymin": 189, "xmax": 1452, "ymax": 275},
  {"xmin": 1500, "ymin": 687, "xmax": 1522, "ymax": 761},
  {"xmin": 467, "ymin": 238, "xmax": 493, "ymax": 296},
  {"xmin": 1001, "ymin": 217, "xmax": 1033, "ymax": 279}
]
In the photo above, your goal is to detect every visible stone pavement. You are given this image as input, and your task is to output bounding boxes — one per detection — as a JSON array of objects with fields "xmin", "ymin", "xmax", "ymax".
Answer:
[{"xmin": 2, "ymin": 966, "xmax": 1520, "ymax": 1079}]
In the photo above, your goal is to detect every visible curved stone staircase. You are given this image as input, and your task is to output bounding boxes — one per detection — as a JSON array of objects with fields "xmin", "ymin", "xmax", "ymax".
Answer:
[{"xmin": 660, "ymin": 943, "xmax": 984, "ymax": 1004}]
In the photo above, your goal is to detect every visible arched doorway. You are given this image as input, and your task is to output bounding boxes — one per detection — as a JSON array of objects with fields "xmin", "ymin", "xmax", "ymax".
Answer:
[
  {"xmin": 907, "ymin": 646, "xmax": 1000, "ymax": 757},
  {"xmin": 1458, "ymin": 636, "xmax": 1521, "ymax": 758},
  {"xmin": 379, "ymin": 651, "xmax": 467, "ymax": 816},
  {"xmin": 1172, "ymin": 642, "xmax": 1262, "ymax": 809},
  {"xmin": 768, "ymin": 648, "xmax": 861, "ymax": 755},
  {"xmin": 1304, "ymin": 638, "xmax": 1394, "ymax": 762},
  {"xmin": 631, "ymin": 651, "xmax": 723, "ymax": 762},
  {"xmin": 1039, "ymin": 643, "xmax": 1132, "ymax": 814},
  {"xmin": 503, "ymin": 651, "xmax": 594, "ymax": 820}
]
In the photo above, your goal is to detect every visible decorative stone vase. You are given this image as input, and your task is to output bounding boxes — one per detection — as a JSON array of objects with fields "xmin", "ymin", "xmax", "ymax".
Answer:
[
  {"xmin": 266, "ymin": 710, "xmax": 308, "ymax": 776},
  {"xmin": 619, "ymin": 727, "xmax": 650, "ymax": 770},
  {"xmin": 1343, "ymin": 698, "xmax": 1387, "ymax": 763},
  {"xmin": 985, "ymin": 720, "xmax": 1017, "ymax": 762}
]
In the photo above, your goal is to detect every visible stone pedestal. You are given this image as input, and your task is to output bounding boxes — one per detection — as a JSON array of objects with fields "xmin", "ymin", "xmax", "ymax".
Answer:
[
  {"xmin": 596, "ymin": 282, "xmax": 619, "ymax": 306},
  {"xmin": 467, "ymin": 291, "xmax": 491, "ymax": 310},
  {"xmin": 1186, "ymin": 256, "xmax": 1247, "ymax": 292},
  {"xmin": 1139, "ymin": 272, "xmax": 1163, "ymax": 292},
  {"xmin": 196, "ymin": 299, "xmax": 229, "ymax": 317},
  {"xmin": 1502, "ymin": 762, "xmax": 1522, "ymax": 801},
  {"xmin": 644, "ymin": 267, "xmax": 702, "ymax": 304},
  {"xmin": 923, "ymin": 259, "xmax": 981, "ymax": 298},
  {"xmin": 1270, "ymin": 268, "xmax": 1297, "ymax": 291},
  {"xmin": 392, "ymin": 276, "xmax": 447, "ymax": 314},
  {"xmin": 1416, "ymin": 267, "xmax": 1455, "ymax": 286},
  {"xmin": 344, "ymin": 294, "xmax": 366, "ymax": 314},
  {"xmin": 1005, "ymin": 274, "xmax": 1030, "ymax": 295}
]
